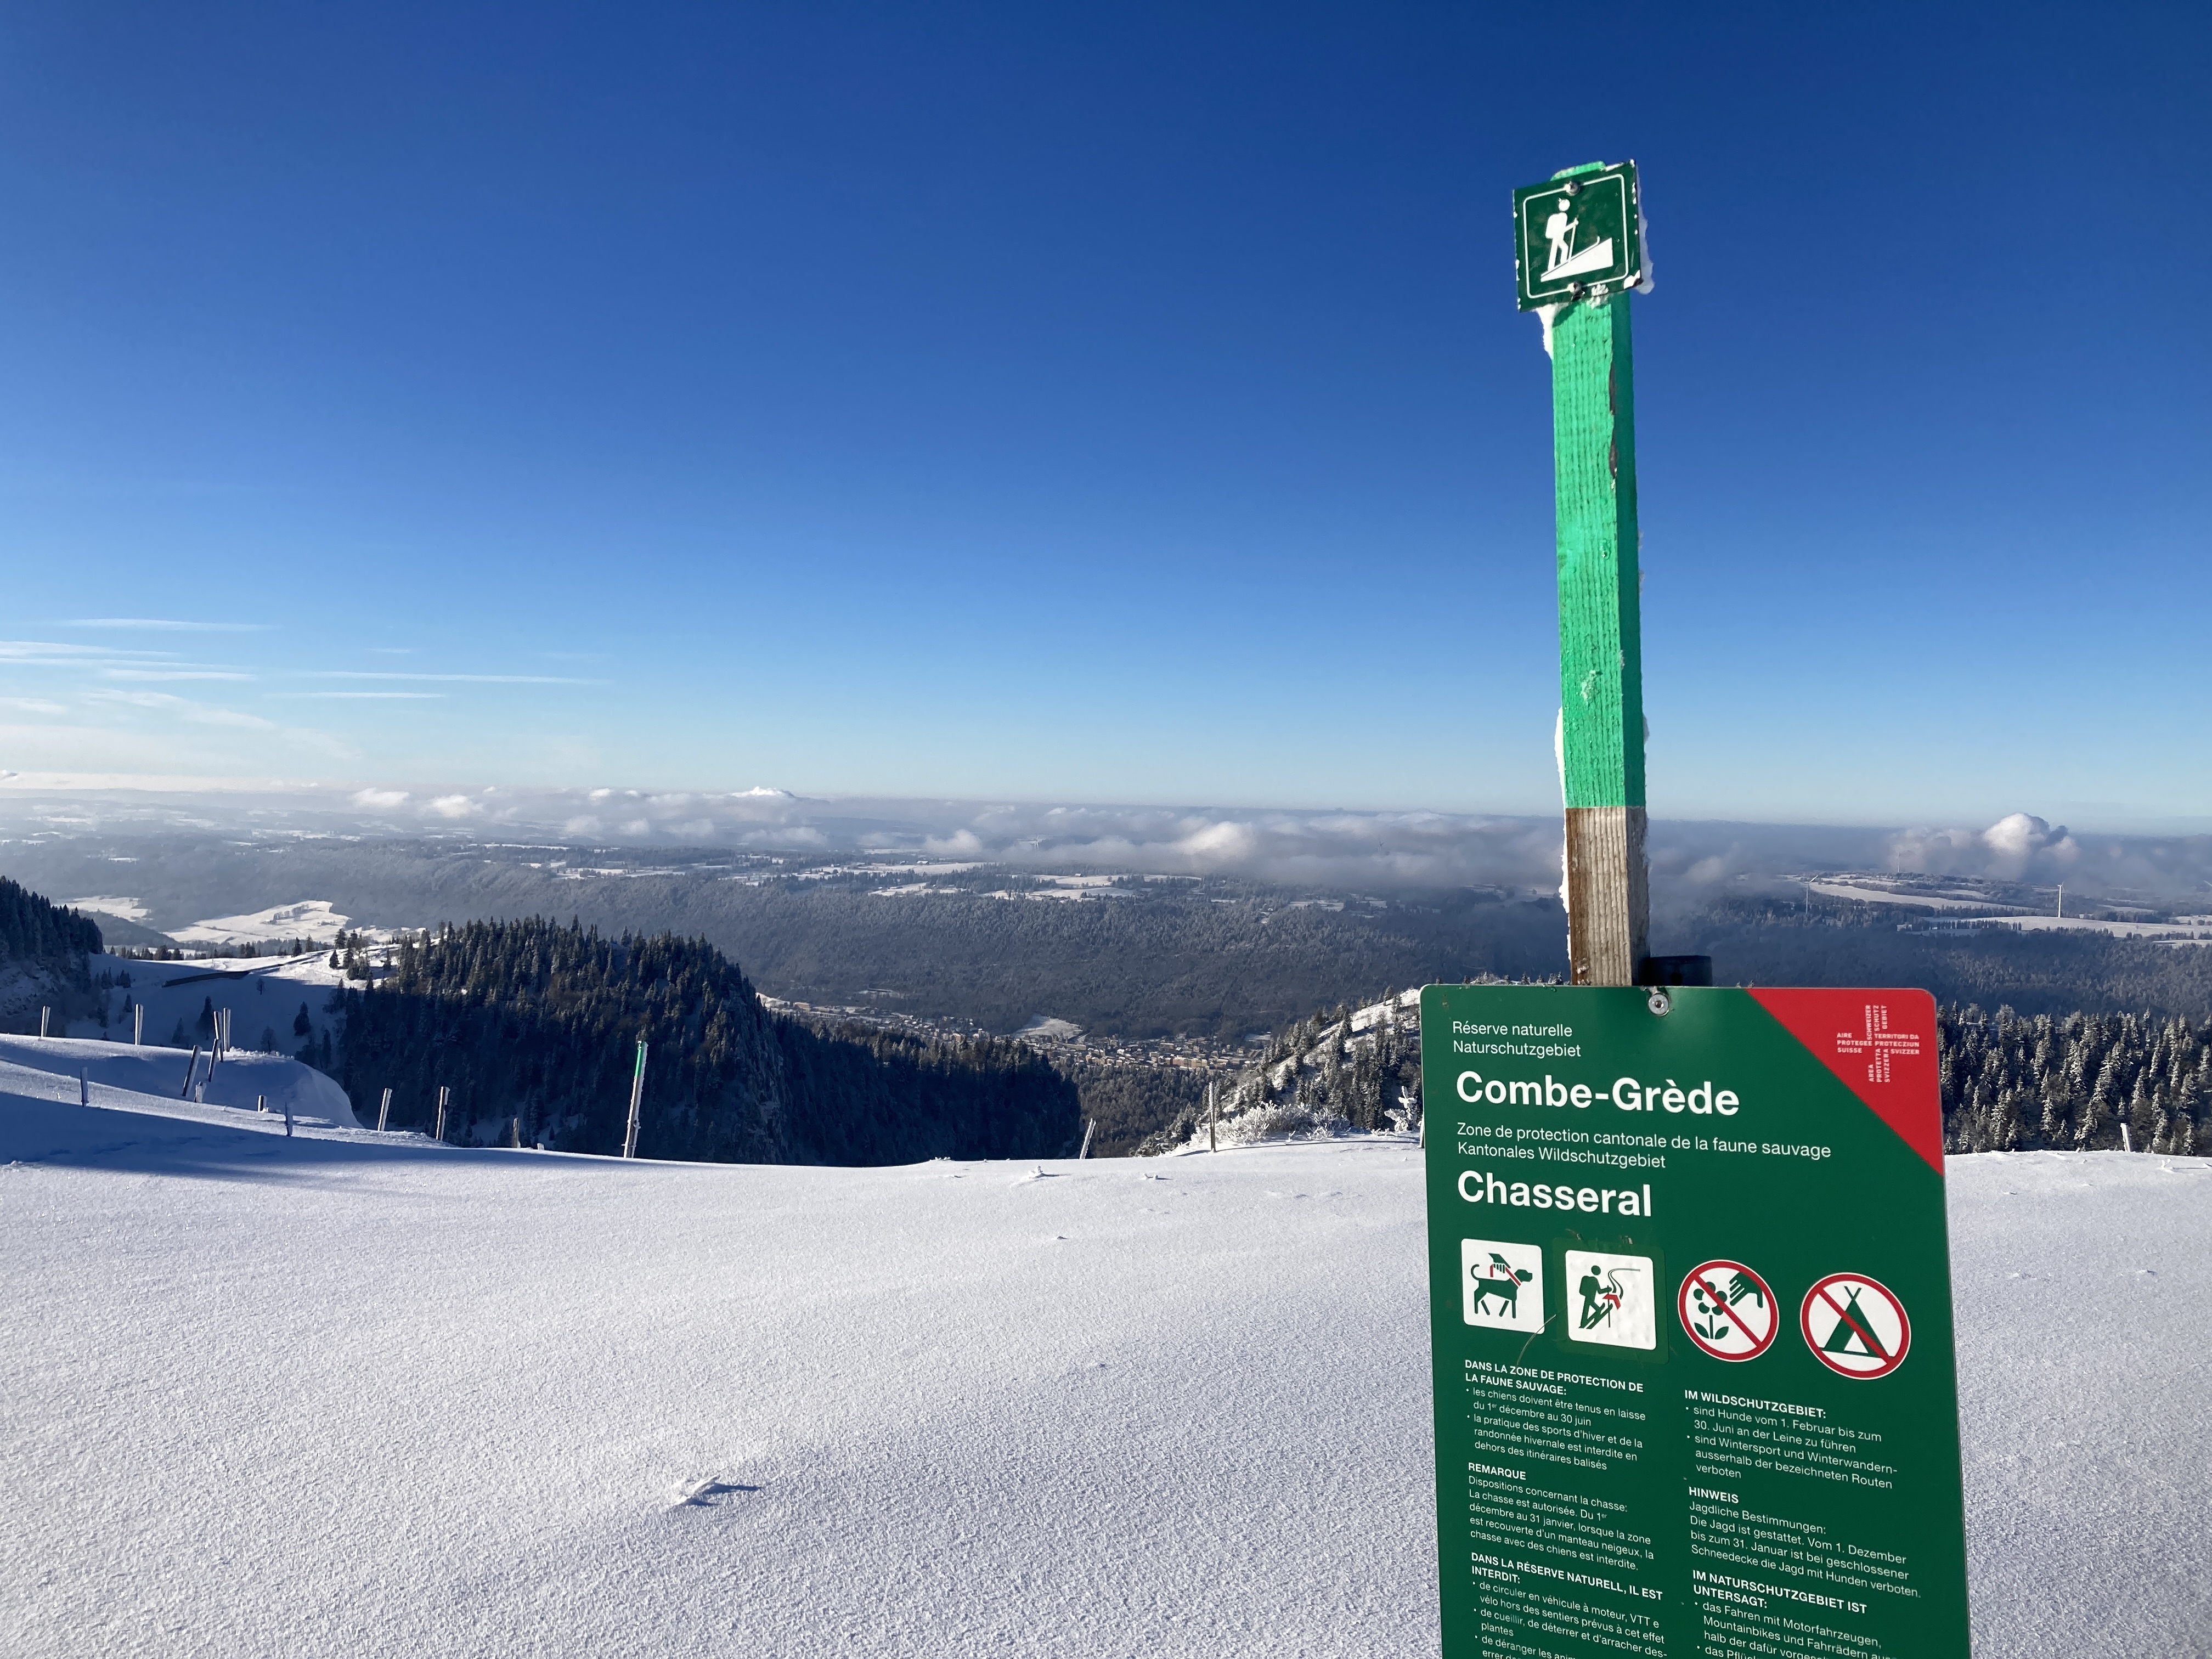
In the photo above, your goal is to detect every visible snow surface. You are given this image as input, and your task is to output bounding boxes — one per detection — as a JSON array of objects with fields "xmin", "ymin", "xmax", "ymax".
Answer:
[
  {"xmin": 168, "ymin": 899, "xmax": 387, "ymax": 949},
  {"xmin": 71, "ymin": 951, "xmax": 349, "ymax": 1054},
  {"xmin": 1, "ymin": 1067, "xmax": 2205, "ymax": 1658}
]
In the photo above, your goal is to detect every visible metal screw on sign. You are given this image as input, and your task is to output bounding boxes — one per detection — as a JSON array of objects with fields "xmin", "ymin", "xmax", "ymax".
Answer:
[{"xmin": 1646, "ymin": 989, "xmax": 1671, "ymax": 1017}]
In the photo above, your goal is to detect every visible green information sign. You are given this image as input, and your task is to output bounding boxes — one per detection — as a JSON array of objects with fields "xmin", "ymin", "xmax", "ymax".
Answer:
[
  {"xmin": 1515, "ymin": 162, "xmax": 1645, "ymax": 309},
  {"xmin": 1421, "ymin": 984, "xmax": 1970, "ymax": 1658}
]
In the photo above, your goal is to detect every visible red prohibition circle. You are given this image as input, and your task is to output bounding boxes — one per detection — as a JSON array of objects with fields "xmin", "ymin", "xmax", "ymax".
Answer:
[
  {"xmin": 1799, "ymin": 1273, "xmax": 1911, "ymax": 1379},
  {"xmin": 1676, "ymin": 1260, "xmax": 1779, "ymax": 1361}
]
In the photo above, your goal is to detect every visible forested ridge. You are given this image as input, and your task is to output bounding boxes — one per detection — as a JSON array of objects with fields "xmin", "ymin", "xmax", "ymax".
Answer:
[
  {"xmin": 1939, "ymin": 1003, "xmax": 2208, "ymax": 1154},
  {"xmin": 0, "ymin": 877, "xmax": 102, "ymax": 965},
  {"xmin": 1115, "ymin": 989, "xmax": 2212, "ymax": 1159},
  {"xmin": 339, "ymin": 918, "xmax": 1077, "ymax": 1164}
]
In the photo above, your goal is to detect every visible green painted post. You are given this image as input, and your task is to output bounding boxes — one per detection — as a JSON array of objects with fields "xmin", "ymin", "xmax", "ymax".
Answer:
[{"xmin": 1516, "ymin": 161, "xmax": 1651, "ymax": 985}]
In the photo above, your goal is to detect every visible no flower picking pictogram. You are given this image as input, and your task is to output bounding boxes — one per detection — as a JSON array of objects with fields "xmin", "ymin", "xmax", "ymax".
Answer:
[{"xmin": 1678, "ymin": 1259, "xmax": 1778, "ymax": 1361}]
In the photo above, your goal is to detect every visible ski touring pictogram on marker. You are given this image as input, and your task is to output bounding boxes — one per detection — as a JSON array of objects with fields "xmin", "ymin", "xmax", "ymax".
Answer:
[
  {"xmin": 1800, "ymin": 1272, "xmax": 1912, "ymax": 1378},
  {"xmin": 1677, "ymin": 1260, "xmax": 1778, "ymax": 1362}
]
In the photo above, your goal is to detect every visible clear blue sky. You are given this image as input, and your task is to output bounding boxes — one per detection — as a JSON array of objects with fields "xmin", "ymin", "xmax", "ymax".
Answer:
[{"xmin": 1, "ymin": 3, "xmax": 2205, "ymax": 827}]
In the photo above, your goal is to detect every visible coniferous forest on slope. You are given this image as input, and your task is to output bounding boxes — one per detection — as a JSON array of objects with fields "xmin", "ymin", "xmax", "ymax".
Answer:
[
  {"xmin": 337, "ymin": 919, "xmax": 1079, "ymax": 1163},
  {"xmin": 1, "ymin": 861, "xmax": 2208, "ymax": 1163}
]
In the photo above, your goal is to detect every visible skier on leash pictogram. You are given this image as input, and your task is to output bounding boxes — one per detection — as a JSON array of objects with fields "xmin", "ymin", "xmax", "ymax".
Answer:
[
  {"xmin": 1565, "ymin": 1249, "xmax": 1657, "ymax": 1350},
  {"xmin": 1579, "ymin": 1263, "xmax": 1634, "ymax": 1330}
]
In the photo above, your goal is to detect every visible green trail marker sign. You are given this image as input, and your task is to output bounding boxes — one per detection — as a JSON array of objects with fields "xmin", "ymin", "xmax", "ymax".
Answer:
[
  {"xmin": 1421, "ymin": 984, "xmax": 1970, "ymax": 1659},
  {"xmin": 1515, "ymin": 162, "xmax": 1646, "ymax": 309}
]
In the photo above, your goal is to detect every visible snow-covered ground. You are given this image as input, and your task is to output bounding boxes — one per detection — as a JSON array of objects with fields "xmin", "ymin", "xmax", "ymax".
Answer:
[
  {"xmin": 1, "ymin": 1063, "xmax": 2204, "ymax": 1658},
  {"xmin": 68, "ymin": 951, "xmax": 348, "ymax": 1055},
  {"xmin": 166, "ymin": 899, "xmax": 385, "ymax": 950}
]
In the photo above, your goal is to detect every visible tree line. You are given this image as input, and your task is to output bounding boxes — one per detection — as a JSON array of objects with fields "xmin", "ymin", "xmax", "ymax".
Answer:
[
  {"xmin": 0, "ymin": 877, "xmax": 102, "ymax": 965},
  {"xmin": 1939, "ymin": 1003, "xmax": 2207, "ymax": 1155},
  {"xmin": 337, "ymin": 917, "xmax": 1078, "ymax": 1164},
  {"xmin": 1112, "ymin": 988, "xmax": 2212, "ymax": 1159}
]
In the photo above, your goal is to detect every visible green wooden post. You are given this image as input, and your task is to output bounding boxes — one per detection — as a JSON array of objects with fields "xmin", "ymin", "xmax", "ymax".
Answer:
[{"xmin": 1516, "ymin": 160, "xmax": 1651, "ymax": 986}]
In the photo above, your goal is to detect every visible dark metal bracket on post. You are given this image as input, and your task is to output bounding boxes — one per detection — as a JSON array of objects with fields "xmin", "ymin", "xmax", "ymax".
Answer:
[{"xmin": 1635, "ymin": 954, "xmax": 1713, "ymax": 988}]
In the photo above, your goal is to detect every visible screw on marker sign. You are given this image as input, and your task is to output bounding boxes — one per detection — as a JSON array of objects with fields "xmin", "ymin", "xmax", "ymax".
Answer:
[
  {"xmin": 1801, "ymin": 1273, "xmax": 1912, "ymax": 1379},
  {"xmin": 1677, "ymin": 1260, "xmax": 1778, "ymax": 1362}
]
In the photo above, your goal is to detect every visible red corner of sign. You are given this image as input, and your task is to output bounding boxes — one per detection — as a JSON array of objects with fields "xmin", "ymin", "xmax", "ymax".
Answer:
[{"xmin": 1748, "ymin": 988, "xmax": 1944, "ymax": 1173}]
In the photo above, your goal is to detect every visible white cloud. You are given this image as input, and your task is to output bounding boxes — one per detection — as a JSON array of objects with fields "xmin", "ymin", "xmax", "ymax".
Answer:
[
  {"xmin": 0, "ymin": 697, "xmax": 67, "ymax": 714},
  {"xmin": 66, "ymin": 618, "xmax": 269, "ymax": 631},
  {"xmin": 352, "ymin": 788, "xmax": 411, "ymax": 809},
  {"xmin": 288, "ymin": 691, "xmax": 445, "ymax": 699},
  {"xmin": 101, "ymin": 669, "xmax": 253, "ymax": 682},
  {"xmin": 306, "ymin": 672, "xmax": 605, "ymax": 685},
  {"xmin": 426, "ymin": 794, "xmax": 483, "ymax": 819},
  {"xmin": 1887, "ymin": 813, "xmax": 2080, "ymax": 881}
]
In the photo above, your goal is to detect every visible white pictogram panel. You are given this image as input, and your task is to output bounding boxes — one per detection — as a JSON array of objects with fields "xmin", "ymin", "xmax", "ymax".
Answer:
[
  {"xmin": 1462, "ymin": 1239, "xmax": 1545, "ymax": 1334},
  {"xmin": 1565, "ymin": 1249, "xmax": 1656, "ymax": 1350}
]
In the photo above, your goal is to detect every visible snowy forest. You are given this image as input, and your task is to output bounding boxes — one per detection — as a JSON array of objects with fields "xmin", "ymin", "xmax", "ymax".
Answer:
[
  {"xmin": 338, "ymin": 918, "xmax": 1079, "ymax": 1164},
  {"xmin": 1118, "ymin": 989, "xmax": 2211, "ymax": 1159},
  {"xmin": 0, "ymin": 878, "xmax": 103, "ymax": 963},
  {"xmin": 1938, "ymin": 1003, "xmax": 2208, "ymax": 1155}
]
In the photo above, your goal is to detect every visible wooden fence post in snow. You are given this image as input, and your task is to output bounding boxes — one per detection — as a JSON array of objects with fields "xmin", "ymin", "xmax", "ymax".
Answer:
[
  {"xmin": 377, "ymin": 1087, "xmax": 393, "ymax": 1132},
  {"xmin": 80, "ymin": 1069, "xmax": 88, "ymax": 1107},
  {"xmin": 39, "ymin": 1006, "xmax": 49, "ymax": 1038},
  {"xmin": 434, "ymin": 1085, "xmax": 449, "ymax": 1144},
  {"xmin": 510, "ymin": 1115, "xmax": 521, "ymax": 1150},
  {"xmin": 181, "ymin": 1045, "xmax": 201, "ymax": 1098},
  {"xmin": 622, "ymin": 1040, "xmax": 648, "ymax": 1160},
  {"xmin": 1208, "ymin": 1081, "xmax": 1218, "ymax": 1153},
  {"xmin": 1079, "ymin": 1118, "xmax": 1094, "ymax": 1159},
  {"xmin": 134, "ymin": 1005, "xmax": 143, "ymax": 1046}
]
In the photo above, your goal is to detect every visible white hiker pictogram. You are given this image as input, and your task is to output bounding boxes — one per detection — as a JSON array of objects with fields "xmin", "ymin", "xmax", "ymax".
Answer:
[
  {"xmin": 1834, "ymin": 1002, "xmax": 1922, "ymax": 1085},
  {"xmin": 1541, "ymin": 194, "xmax": 1616, "ymax": 283}
]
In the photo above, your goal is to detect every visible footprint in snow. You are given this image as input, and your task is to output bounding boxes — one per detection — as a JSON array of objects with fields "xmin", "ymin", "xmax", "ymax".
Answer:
[{"xmin": 668, "ymin": 1477, "xmax": 758, "ymax": 1509}]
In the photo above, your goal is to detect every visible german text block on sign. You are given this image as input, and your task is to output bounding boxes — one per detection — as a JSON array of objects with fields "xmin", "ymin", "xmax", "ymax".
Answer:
[{"xmin": 1420, "ymin": 985, "xmax": 1969, "ymax": 1659}]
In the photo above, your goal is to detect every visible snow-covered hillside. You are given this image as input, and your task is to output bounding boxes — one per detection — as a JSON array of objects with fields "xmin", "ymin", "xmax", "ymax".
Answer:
[
  {"xmin": 1, "ymin": 1065, "xmax": 2204, "ymax": 1658},
  {"xmin": 70, "ymin": 950, "xmax": 349, "ymax": 1057}
]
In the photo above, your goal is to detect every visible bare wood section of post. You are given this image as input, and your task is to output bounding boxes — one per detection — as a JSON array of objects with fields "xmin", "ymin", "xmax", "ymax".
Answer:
[{"xmin": 1565, "ymin": 806, "xmax": 1649, "ymax": 986}]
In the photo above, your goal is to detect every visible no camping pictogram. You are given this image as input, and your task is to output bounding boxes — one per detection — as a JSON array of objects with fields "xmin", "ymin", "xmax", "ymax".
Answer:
[
  {"xmin": 1677, "ymin": 1260, "xmax": 1778, "ymax": 1362},
  {"xmin": 1801, "ymin": 1273, "xmax": 1912, "ymax": 1379}
]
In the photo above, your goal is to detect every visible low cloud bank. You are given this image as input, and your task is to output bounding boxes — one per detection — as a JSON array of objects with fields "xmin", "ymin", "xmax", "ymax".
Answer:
[{"xmin": 0, "ymin": 783, "xmax": 2205, "ymax": 900}]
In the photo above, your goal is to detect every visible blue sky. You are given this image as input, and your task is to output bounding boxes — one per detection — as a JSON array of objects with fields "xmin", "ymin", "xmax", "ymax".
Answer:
[{"xmin": 0, "ymin": 3, "xmax": 2204, "ymax": 827}]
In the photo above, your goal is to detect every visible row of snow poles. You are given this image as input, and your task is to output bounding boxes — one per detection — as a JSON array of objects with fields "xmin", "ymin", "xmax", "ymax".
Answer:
[
  {"xmin": 369, "ymin": 1046, "xmax": 637, "ymax": 1153},
  {"xmin": 46, "ymin": 1002, "xmax": 149, "ymax": 1043},
  {"xmin": 177, "ymin": 1010, "xmax": 240, "ymax": 1103}
]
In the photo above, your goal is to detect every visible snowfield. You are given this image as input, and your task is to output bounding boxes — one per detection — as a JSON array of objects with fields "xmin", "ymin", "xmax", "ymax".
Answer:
[{"xmin": 1, "ymin": 1055, "xmax": 2205, "ymax": 1658}]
